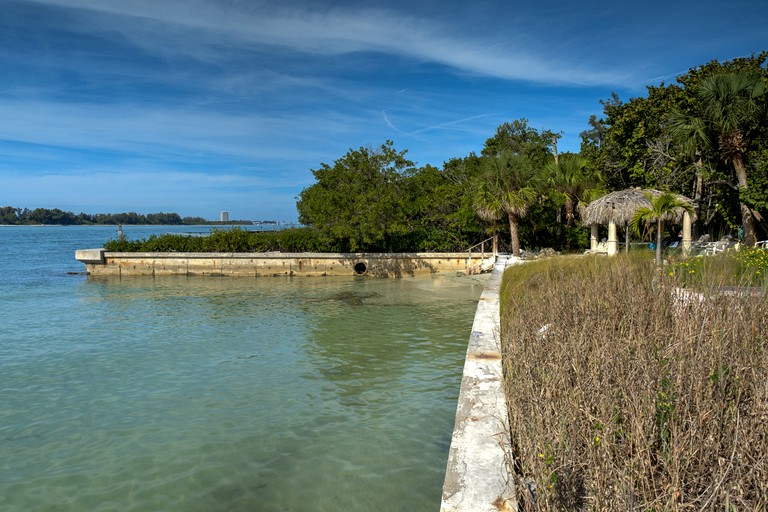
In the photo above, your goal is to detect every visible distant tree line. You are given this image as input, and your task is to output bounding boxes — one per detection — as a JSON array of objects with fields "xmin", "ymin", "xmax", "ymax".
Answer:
[{"xmin": 0, "ymin": 206, "xmax": 208, "ymax": 226}]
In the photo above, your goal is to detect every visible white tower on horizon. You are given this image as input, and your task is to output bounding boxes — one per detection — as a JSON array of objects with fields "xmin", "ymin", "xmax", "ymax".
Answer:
[{"xmin": 220, "ymin": 211, "xmax": 229, "ymax": 222}]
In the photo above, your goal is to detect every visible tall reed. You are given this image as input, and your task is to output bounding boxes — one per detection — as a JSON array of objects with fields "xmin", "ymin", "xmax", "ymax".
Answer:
[{"xmin": 501, "ymin": 253, "xmax": 767, "ymax": 510}]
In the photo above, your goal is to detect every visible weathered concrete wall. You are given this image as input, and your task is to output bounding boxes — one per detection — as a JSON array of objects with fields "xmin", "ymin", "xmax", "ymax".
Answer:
[
  {"xmin": 441, "ymin": 255, "xmax": 517, "ymax": 512},
  {"xmin": 75, "ymin": 249, "xmax": 494, "ymax": 278}
]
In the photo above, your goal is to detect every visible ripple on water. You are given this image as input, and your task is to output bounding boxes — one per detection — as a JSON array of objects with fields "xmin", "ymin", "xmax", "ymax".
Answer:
[{"xmin": 1, "ymin": 257, "xmax": 482, "ymax": 512}]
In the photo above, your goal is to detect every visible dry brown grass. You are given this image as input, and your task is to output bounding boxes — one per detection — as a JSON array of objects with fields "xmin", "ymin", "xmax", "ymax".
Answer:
[{"xmin": 501, "ymin": 253, "xmax": 768, "ymax": 511}]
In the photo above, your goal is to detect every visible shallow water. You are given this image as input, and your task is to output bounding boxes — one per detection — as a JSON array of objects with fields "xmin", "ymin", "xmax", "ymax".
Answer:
[{"xmin": 0, "ymin": 226, "xmax": 484, "ymax": 512}]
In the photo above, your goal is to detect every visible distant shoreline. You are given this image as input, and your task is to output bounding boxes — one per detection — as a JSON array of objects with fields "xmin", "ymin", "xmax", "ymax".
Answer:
[{"xmin": 0, "ymin": 222, "xmax": 292, "ymax": 227}]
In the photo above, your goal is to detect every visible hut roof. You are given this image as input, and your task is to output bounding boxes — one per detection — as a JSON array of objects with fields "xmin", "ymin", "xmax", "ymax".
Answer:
[{"xmin": 581, "ymin": 188, "xmax": 695, "ymax": 226}]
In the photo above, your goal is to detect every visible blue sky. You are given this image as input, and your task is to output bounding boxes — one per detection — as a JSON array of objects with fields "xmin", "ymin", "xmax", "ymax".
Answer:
[{"xmin": 1, "ymin": 0, "xmax": 766, "ymax": 221}]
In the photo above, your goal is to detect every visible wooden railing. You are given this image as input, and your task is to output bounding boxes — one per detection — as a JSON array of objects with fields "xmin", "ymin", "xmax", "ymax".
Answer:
[
  {"xmin": 466, "ymin": 236, "xmax": 497, "ymax": 259},
  {"xmin": 465, "ymin": 236, "xmax": 498, "ymax": 274}
]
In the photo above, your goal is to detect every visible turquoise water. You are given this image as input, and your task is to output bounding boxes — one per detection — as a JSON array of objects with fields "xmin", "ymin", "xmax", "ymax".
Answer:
[{"xmin": 0, "ymin": 226, "xmax": 484, "ymax": 512}]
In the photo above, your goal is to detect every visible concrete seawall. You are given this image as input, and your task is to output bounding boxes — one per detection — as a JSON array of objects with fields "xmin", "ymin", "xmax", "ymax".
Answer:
[
  {"xmin": 441, "ymin": 255, "xmax": 517, "ymax": 512},
  {"xmin": 75, "ymin": 250, "xmax": 494, "ymax": 278}
]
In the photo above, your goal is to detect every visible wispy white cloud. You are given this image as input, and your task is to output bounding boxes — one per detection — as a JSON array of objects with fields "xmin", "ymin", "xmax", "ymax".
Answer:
[
  {"xmin": 381, "ymin": 110, "xmax": 400, "ymax": 133},
  {"xmin": 0, "ymin": 98, "xmax": 360, "ymax": 166},
  {"xmin": 26, "ymin": 0, "xmax": 633, "ymax": 86},
  {"xmin": 409, "ymin": 113, "xmax": 501, "ymax": 136}
]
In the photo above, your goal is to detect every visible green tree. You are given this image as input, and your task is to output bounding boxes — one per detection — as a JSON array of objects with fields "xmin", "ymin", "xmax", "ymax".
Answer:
[
  {"xmin": 667, "ymin": 54, "xmax": 768, "ymax": 241},
  {"xmin": 580, "ymin": 93, "xmax": 622, "ymax": 182},
  {"xmin": 669, "ymin": 68, "xmax": 767, "ymax": 245},
  {"xmin": 482, "ymin": 118, "xmax": 557, "ymax": 168},
  {"xmin": 473, "ymin": 152, "xmax": 539, "ymax": 256},
  {"xmin": 436, "ymin": 154, "xmax": 487, "ymax": 245},
  {"xmin": 146, "ymin": 212, "xmax": 183, "ymax": 225},
  {"xmin": 582, "ymin": 53, "xmax": 768, "ymax": 240},
  {"xmin": 546, "ymin": 153, "xmax": 604, "ymax": 226},
  {"xmin": 586, "ymin": 85, "xmax": 686, "ymax": 190},
  {"xmin": 630, "ymin": 192, "xmax": 694, "ymax": 266},
  {"xmin": 398, "ymin": 163, "xmax": 484, "ymax": 251},
  {"xmin": 296, "ymin": 141, "xmax": 415, "ymax": 251},
  {"xmin": 696, "ymin": 71, "xmax": 766, "ymax": 245},
  {"xmin": 0, "ymin": 206, "xmax": 20, "ymax": 224},
  {"xmin": 668, "ymin": 108, "xmax": 712, "ymax": 238}
]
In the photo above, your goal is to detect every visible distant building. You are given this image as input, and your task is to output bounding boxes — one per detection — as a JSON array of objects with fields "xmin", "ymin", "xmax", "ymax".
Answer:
[{"xmin": 220, "ymin": 211, "xmax": 229, "ymax": 222}]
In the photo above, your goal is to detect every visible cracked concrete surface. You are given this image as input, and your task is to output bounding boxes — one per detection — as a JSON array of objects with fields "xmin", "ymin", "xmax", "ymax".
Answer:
[{"xmin": 441, "ymin": 255, "xmax": 517, "ymax": 512}]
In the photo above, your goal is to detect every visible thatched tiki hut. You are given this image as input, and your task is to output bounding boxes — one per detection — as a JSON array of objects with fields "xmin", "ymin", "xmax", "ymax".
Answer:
[{"xmin": 582, "ymin": 188, "xmax": 695, "ymax": 255}]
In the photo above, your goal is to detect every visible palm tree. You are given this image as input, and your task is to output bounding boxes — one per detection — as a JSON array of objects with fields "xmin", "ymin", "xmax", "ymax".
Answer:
[
  {"xmin": 473, "ymin": 152, "xmax": 539, "ymax": 257},
  {"xmin": 678, "ymin": 72, "xmax": 765, "ymax": 245},
  {"xmin": 546, "ymin": 154, "xmax": 605, "ymax": 226},
  {"xmin": 668, "ymin": 110, "xmax": 711, "ymax": 239},
  {"xmin": 630, "ymin": 192, "xmax": 694, "ymax": 266}
]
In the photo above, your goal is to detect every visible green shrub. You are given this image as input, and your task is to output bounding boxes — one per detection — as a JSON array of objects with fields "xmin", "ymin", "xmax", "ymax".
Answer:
[
  {"xmin": 273, "ymin": 227, "xmax": 338, "ymax": 252},
  {"xmin": 670, "ymin": 247, "xmax": 768, "ymax": 287},
  {"xmin": 100, "ymin": 226, "xmax": 479, "ymax": 253},
  {"xmin": 733, "ymin": 246, "xmax": 768, "ymax": 285},
  {"xmin": 200, "ymin": 228, "xmax": 252, "ymax": 252},
  {"xmin": 103, "ymin": 238, "xmax": 144, "ymax": 251}
]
